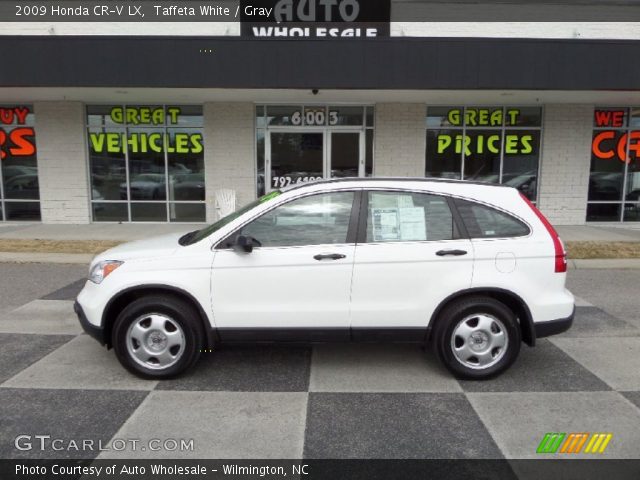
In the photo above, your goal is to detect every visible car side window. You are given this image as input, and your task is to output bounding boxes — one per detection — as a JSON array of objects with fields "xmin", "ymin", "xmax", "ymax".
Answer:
[
  {"xmin": 365, "ymin": 191, "xmax": 455, "ymax": 243},
  {"xmin": 236, "ymin": 191, "xmax": 355, "ymax": 248},
  {"xmin": 454, "ymin": 199, "xmax": 530, "ymax": 238}
]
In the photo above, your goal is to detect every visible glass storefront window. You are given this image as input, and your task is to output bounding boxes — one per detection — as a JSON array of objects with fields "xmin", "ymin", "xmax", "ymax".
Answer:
[
  {"xmin": 0, "ymin": 105, "xmax": 41, "ymax": 221},
  {"xmin": 425, "ymin": 106, "xmax": 542, "ymax": 201},
  {"xmin": 87, "ymin": 105, "xmax": 205, "ymax": 222},
  {"xmin": 589, "ymin": 107, "xmax": 640, "ymax": 222}
]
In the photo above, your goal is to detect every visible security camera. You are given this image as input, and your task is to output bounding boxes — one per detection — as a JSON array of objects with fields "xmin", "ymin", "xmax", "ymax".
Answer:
[{"xmin": 312, "ymin": 89, "xmax": 319, "ymax": 95}]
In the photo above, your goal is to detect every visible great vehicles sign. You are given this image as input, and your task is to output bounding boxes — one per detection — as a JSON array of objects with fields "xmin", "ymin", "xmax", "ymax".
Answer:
[
  {"xmin": 240, "ymin": 0, "xmax": 390, "ymax": 38},
  {"xmin": 88, "ymin": 106, "xmax": 203, "ymax": 154}
]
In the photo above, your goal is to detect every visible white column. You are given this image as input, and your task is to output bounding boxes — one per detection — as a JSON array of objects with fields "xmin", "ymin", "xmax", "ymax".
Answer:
[
  {"xmin": 374, "ymin": 103, "xmax": 426, "ymax": 177},
  {"xmin": 538, "ymin": 105, "xmax": 593, "ymax": 225},
  {"xmin": 203, "ymin": 103, "xmax": 256, "ymax": 223},
  {"xmin": 34, "ymin": 102, "xmax": 90, "ymax": 224}
]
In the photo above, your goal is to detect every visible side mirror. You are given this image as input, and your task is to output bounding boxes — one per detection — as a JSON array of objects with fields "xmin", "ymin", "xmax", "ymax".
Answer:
[{"xmin": 233, "ymin": 235, "xmax": 261, "ymax": 253}]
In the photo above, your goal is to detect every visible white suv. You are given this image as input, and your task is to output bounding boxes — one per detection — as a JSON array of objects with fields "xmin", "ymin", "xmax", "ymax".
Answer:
[{"xmin": 75, "ymin": 178, "xmax": 575, "ymax": 380}]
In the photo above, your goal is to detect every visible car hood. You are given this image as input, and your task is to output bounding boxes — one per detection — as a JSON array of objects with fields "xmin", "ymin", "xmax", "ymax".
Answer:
[{"xmin": 92, "ymin": 231, "xmax": 189, "ymax": 263}]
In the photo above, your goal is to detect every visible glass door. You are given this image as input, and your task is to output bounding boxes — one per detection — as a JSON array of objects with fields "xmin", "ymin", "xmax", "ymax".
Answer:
[
  {"xmin": 268, "ymin": 131, "xmax": 324, "ymax": 190},
  {"xmin": 329, "ymin": 131, "xmax": 363, "ymax": 178}
]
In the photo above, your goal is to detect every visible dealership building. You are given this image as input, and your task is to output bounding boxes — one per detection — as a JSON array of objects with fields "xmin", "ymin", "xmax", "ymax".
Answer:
[{"xmin": 1, "ymin": 4, "xmax": 640, "ymax": 225}]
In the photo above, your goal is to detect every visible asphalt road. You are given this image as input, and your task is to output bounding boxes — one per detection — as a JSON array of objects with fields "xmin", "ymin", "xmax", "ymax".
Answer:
[{"xmin": 0, "ymin": 263, "xmax": 639, "ymax": 468}]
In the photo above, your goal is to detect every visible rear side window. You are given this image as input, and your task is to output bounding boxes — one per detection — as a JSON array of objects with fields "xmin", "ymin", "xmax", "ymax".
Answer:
[
  {"xmin": 365, "ymin": 191, "xmax": 457, "ymax": 242},
  {"xmin": 454, "ymin": 199, "xmax": 530, "ymax": 238}
]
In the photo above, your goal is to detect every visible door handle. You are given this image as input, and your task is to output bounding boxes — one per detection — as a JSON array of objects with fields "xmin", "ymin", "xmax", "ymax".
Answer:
[
  {"xmin": 436, "ymin": 249, "xmax": 468, "ymax": 256},
  {"xmin": 314, "ymin": 253, "xmax": 346, "ymax": 261}
]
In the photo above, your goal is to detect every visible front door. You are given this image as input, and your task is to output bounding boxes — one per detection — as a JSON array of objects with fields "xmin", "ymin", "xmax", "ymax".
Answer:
[
  {"xmin": 211, "ymin": 190, "xmax": 358, "ymax": 342},
  {"xmin": 267, "ymin": 130, "xmax": 364, "ymax": 191}
]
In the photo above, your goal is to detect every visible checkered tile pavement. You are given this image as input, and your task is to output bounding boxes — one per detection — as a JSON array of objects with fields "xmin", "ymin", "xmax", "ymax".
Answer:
[{"xmin": 2, "ymin": 274, "xmax": 640, "ymax": 460}]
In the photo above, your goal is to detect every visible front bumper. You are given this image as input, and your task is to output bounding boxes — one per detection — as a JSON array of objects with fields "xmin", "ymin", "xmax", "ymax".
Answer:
[
  {"xmin": 534, "ymin": 305, "xmax": 575, "ymax": 339},
  {"xmin": 74, "ymin": 301, "xmax": 106, "ymax": 345}
]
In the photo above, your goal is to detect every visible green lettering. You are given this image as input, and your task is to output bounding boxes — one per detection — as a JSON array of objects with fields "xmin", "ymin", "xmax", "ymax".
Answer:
[
  {"xmin": 505, "ymin": 135, "xmax": 519, "ymax": 154},
  {"xmin": 455, "ymin": 135, "xmax": 463, "ymax": 154},
  {"xmin": 490, "ymin": 109, "xmax": 503, "ymax": 126},
  {"xmin": 110, "ymin": 107, "xmax": 124, "ymax": 124},
  {"xmin": 437, "ymin": 135, "xmax": 452, "ymax": 154},
  {"xmin": 126, "ymin": 108, "xmax": 138, "ymax": 125},
  {"xmin": 149, "ymin": 133, "xmax": 163, "ymax": 152},
  {"xmin": 139, "ymin": 108, "xmax": 151, "ymax": 124},
  {"xmin": 106, "ymin": 133, "xmax": 122, "ymax": 153},
  {"xmin": 127, "ymin": 134, "xmax": 139, "ymax": 153},
  {"xmin": 463, "ymin": 135, "xmax": 472, "ymax": 156},
  {"xmin": 506, "ymin": 109, "xmax": 519, "ymax": 126},
  {"xmin": 521, "ymin": 135, "xmax": 533, "ymax": 154},
  {"xmin": 465, "ymin": 109, "xmax": 477, "ymax": 126},
  {"xmin": 167, "ymin": 107, "xmax": 181, "ymax": 125},
  {"xmin": 152, "ymin": 108, "xmax": 165, "ymax": 125},
  {"xmin": 478, "ymin": 109, "xmax": 489, "ymax": 126},
  {"xmin": 487, "ymin": 135, "xmax": 501, "ymax": 154},
  {"xmin": 89, "ymin": 133, "xmax": 105, "ymax": 153},
  {"xmin": 190, "ymin": 134, "xmax": 203, "ymax": 154},
  {"xmin": 175, "ymin": 134, "xmax": 189, "ymax": 153}
]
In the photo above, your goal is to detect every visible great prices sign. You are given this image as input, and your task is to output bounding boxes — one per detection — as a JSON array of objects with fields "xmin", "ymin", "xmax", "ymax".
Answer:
[
  {"xmin": 0, "ymin": 106, "xmax": 36, "ymax": 160},
  {"xmin": 592, "ymin": 109, "xmax": 640, "ymax": 163},
  {"xmin": 435, "ymin": 108, "xmax": 536, "ymax": 156}
]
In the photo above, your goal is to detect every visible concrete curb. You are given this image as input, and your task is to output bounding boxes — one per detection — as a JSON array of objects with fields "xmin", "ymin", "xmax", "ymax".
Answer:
[
  {"xmin": 0, "ymin": 252, "xmax": 94, "ymax": 264},
  {"xmin": 568, "ymin": 258, "xmax": 640, "ymax": 269}
]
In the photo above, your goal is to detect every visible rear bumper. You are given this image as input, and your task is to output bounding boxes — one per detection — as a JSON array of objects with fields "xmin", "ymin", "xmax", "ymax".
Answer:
[
  {"xmin": 534, "ymin": 306, "xmax": 575, "ymax": 339},
  {"xmin": 74, "ymin": 300, "xmax": 106, "ymax": 345}
]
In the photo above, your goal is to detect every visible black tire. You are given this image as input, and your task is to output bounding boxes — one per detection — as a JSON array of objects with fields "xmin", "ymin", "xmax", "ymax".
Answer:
[
  {"xmin": 432, "ymin": 296, "xmax": 521, "ymax": 380},
  {"xmin": 112, "ymin": 295, "xmax": 204, "ymax": 379}
]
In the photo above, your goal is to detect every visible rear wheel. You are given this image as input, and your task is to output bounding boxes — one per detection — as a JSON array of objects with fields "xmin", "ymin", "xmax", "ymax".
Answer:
[
  {"xmin": 432, "ymin": 296, "xmax": 521, "ymax": 379},
  {"xmin": 112, "ymin": 295, "xmax": 203, "ymax": 379}
]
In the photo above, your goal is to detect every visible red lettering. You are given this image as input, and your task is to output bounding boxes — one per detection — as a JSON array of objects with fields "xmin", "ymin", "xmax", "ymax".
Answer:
[
  {"xmin": 612, "ymin": 111, "xmax": 624, "ymax": 128},
  {"xmin": 14, "ymin": 107, "xmax": 29, "ymax": 125},
  {"xmin": 592, "ymin": 130, "xmax": 640, "ymax": 164},
  {"xmin": 0, "ymin": 109, "xmax": 13, "ymax": 125},
  {"xmin": 0, "ymin": 129, "xmax": 6, "ymax": 159},
  {"xmin": 628, "ymin": 131, "xmax": 640, "ymax": 161},
  {"xmin": 592, "ymin": 131, "xmax": 616, "ymax": 159},
  {"xmin": 594, "ymin": 110, "xmax": 625, "ymax": 127},
  {"xmin": 618, "ymin": 133, "xmax": 628, "ymax": 163},
  {"xmin": 8, "ymin": 128, "xmax": 36, "ymax": 156}
]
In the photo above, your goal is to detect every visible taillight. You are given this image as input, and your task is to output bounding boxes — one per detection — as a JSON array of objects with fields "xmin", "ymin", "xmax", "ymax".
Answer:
[{"xmin": 519, "ymin": 193, "xmax": 567, "ymax": 273}]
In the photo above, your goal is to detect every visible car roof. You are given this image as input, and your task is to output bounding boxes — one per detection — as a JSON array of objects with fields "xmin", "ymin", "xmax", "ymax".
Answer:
[{"xmin": 281, "ymin": 177, "xmax": 511, "ymax": 192}]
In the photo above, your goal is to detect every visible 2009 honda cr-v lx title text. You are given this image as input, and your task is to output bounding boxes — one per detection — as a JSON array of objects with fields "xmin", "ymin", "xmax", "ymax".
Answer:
[{"xmin": 75, "ymin": 178, "xmax": 575, "ymax": 380}]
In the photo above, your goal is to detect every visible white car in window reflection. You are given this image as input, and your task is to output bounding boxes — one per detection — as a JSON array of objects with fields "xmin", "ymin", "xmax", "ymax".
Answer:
[
  {"xmin": 120, "ymin": 173, "xmax": 166, "ymax": 200},
  {"xmin": 76, "ymin": 178, "xmax": 575, "ymax": 381}
]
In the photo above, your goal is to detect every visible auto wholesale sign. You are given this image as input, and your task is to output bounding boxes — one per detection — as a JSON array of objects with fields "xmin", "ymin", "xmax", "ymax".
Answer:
[{"xmin": 240, "ymin": 0, "xmax": 391, "ymax": 38}]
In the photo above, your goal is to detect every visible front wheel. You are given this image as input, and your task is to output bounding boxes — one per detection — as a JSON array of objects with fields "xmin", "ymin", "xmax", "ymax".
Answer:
[
  {"xmin": 432, "ymin": 296, "xmax": 521, "ymax": 380},
  {"xmin": 112, "ymin": 295, "xmax": 203, "ymax": 379}
]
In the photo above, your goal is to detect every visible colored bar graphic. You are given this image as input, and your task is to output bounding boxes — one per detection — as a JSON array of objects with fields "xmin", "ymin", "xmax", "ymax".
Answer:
[
  {"xmin": 538, "ymin": 433, "xmax": 613, "ymax": 454},
  {"xmin": 537, "ymin": 433, "xmax": 566, "ymax": 453}
]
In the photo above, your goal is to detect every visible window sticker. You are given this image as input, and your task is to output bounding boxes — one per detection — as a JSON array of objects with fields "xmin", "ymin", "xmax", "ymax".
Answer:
[
  {"xmin": 372, "ymin": 208, "xmax": 400, "ymax": 241},
  {"xmin": 398, "ymin": 207, "xmax": 427, "ymax": 241}
]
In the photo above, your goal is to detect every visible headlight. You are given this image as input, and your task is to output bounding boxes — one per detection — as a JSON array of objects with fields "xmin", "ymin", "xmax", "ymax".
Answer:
[{"xmin": 89, "ymin": 260, "xmax": 123, "ymax": 284}]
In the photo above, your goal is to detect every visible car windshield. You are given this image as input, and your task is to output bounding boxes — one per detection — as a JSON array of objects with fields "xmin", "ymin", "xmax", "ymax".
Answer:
[{"xmin": 180, "ymin": 190, "xmax": 282, "ymax": 246}]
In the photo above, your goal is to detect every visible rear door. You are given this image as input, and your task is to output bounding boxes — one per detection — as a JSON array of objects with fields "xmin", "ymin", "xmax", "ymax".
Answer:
[{"xmin": 349, "ymin": 190, "xmax": 474, "ymax": 340}]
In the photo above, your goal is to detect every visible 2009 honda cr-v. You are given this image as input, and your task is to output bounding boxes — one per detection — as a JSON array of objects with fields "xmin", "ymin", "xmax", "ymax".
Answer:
[{"xmin": 75, "ymin": 178, "xmax": 575, "ymax": 380}]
